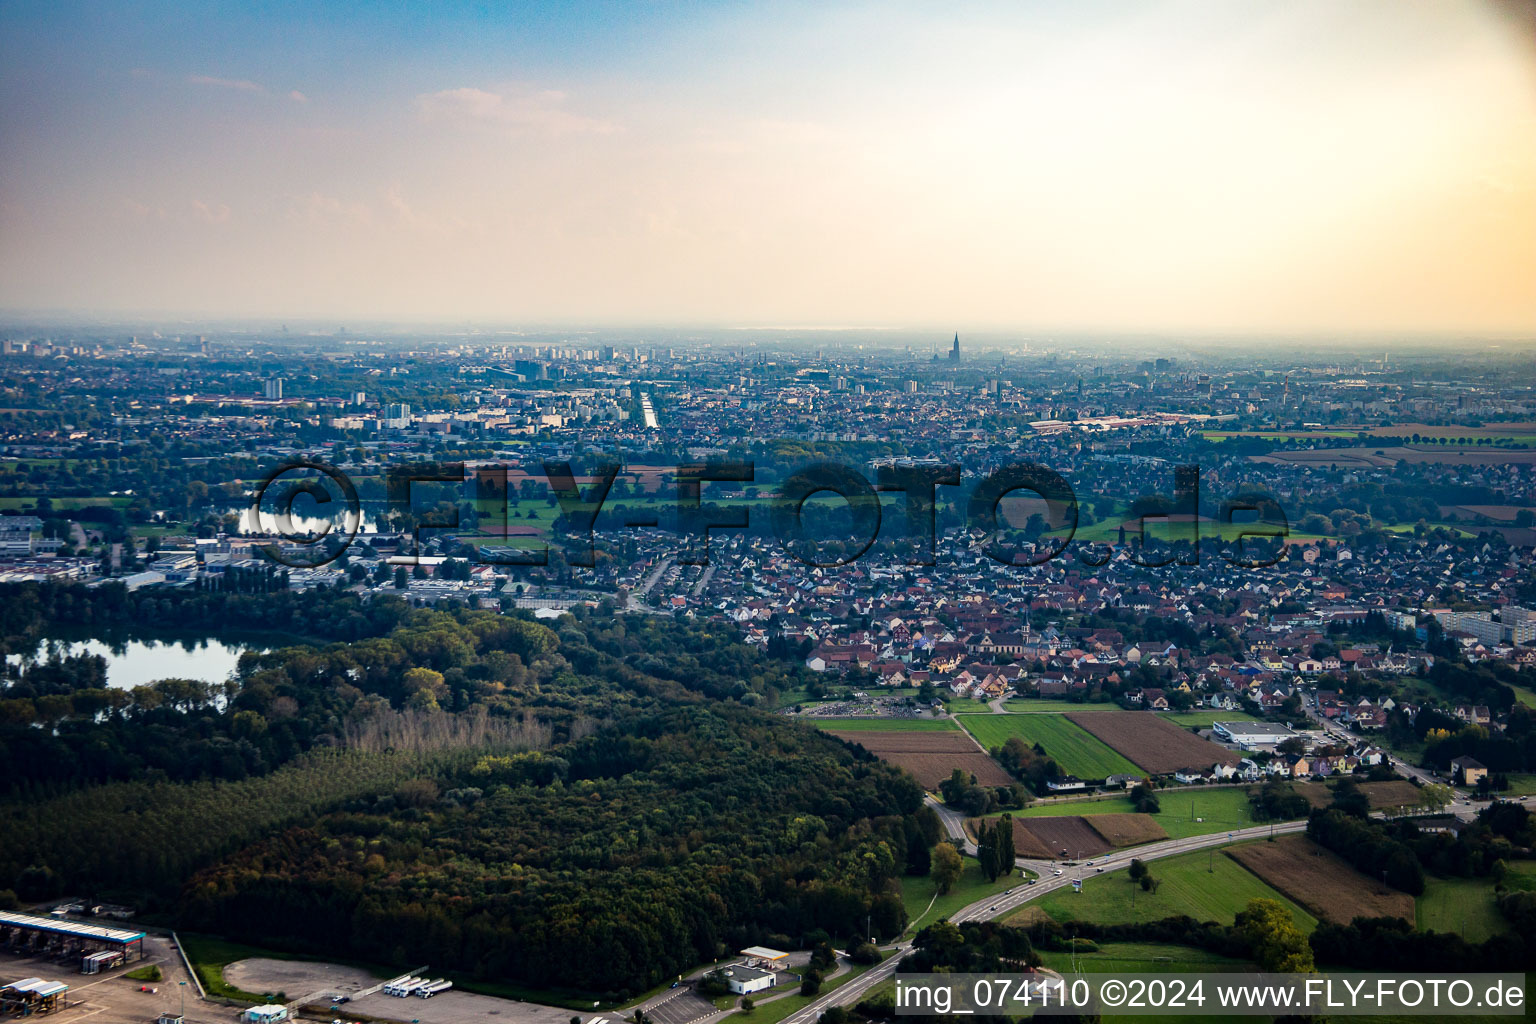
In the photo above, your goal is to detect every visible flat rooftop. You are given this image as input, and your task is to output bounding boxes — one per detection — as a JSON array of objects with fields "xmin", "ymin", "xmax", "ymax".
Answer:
[
  {"xmin": 1214, "ymin": 721, "xmax": 1298, "ymax": 737},
  {"xmin": 0, "ymin": 910, "xmax": 145, "ymax": 945}
]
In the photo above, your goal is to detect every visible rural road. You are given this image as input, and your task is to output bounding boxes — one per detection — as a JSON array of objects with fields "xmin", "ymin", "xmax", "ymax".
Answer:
[{"xmin": 778, "ymin": 820, "xmax": 1309, "ymax": 1024}]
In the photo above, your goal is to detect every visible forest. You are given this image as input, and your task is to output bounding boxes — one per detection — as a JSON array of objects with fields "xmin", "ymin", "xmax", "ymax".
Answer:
[{"xmin": 0, "ymin": 581, "xmax": 931, "ymax": 997}]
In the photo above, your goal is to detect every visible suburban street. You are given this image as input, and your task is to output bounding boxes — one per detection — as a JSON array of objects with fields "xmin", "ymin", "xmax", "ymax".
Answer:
[{"xmin": 626, "ymin": 555, "xmax": 675, "ymax": 611}]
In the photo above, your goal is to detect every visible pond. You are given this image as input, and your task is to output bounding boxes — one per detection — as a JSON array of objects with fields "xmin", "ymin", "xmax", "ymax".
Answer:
[{"xmin": 8, "ymin": 638, "xmax": 259, "ymax": 690}]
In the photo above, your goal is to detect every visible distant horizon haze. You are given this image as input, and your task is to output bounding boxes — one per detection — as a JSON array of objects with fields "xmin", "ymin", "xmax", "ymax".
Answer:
[{"xmin": 2, "ymin": 1, "xmax": 1534, "ymax": 335}]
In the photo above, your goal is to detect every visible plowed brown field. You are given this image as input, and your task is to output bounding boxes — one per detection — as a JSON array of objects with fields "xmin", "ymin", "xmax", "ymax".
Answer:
[
  {"xmin": 826, "ymin": 729, "xmax": 1013, "ymax": 789},
  {"xmin": 1068, "ymin": 711, "xmax": 1240, "ymax": 774}
]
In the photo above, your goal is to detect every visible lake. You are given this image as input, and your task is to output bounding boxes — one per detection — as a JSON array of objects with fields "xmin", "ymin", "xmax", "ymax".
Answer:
[{"xmin": 9, "ymin": 638, "xmax": 258, "ymax": 690}]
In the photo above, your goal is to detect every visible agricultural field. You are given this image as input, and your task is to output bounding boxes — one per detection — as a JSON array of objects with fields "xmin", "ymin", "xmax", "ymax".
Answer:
[
  {"xmin": 1226, "ymin": 835, "xmax": 1415, "ymax": 925},
  {"xmin": 1035, "ymin": 845, "xmax": 1318, "ymax": 931},
  {"xmin": 810, "ymin": 716, "xmax": 958, "ymax": 732},
  {"xmin": 1291, "ymin": 779, "xmax": 1424, "ymax": 812},
  {"xmin": 1016, "ymin": 785, "xmax": 1261, "ymax": 840},
  {"xmin": 1008, "ymin": 814, "xmax": 1113, "ymax": 859},
  {"xmin": 1416, "ymin": 875, "xmax": 1513, "ymax": 944},
  {"xmin": 823, "ymin": 728, "xmax": 1012, "ymax": 789},
  {"xmin": 988, "ymin": 812, "xmax": 1167, "ymax": 860},
  {"xmin": 1082, "ymin": 813, "xmax": 1169, "ymax": 847},
  {"xmin": 1252, "ymin": 446, "xmax": 1536, "ymax": 468},
  {"xmin": 1068, "ymin": 711, "xmax": 1240, "ymax": 774},
  {"xmin": 958, "ymin": 713, "xmax": 1141, "ymax": 779}
]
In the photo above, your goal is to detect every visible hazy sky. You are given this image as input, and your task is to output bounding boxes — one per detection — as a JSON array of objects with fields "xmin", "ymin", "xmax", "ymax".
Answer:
[{"xmin": 2, "ymin": 1, "xmax": 1534, "ymax": 333}]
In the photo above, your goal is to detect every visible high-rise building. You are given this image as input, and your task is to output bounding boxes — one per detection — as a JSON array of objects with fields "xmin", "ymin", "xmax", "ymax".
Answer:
[{"xmin": 263, "ymin": 377, "xmax": 284, "ymax": 400}]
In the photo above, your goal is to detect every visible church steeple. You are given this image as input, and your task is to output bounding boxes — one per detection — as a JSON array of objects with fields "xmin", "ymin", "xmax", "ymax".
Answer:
[{"xmin": 949, "ymin": 332, "xmax": 960, "ymax": 362}]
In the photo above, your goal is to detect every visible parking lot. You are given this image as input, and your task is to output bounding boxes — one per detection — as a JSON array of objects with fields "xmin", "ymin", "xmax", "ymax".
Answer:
[
  {"xmin": 1, "ymin": 935, "xmax": 227, "ymax": 1024},
  {"xmin": 226, "ymin": 957, "xmax": 589, "ymax": 1024},
  {"xmin": 643, "ymin": 988, "xmax": 719, "ymax": 1024},
  {"xmin": 338, "ymin": 986, "xmax": 586, "ymax": 1024}
]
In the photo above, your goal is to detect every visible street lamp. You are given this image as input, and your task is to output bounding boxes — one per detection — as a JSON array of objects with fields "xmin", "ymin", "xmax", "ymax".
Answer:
[{"xmin": 179, "ymin": 980, "xmax": 187, "ymax": 1019}]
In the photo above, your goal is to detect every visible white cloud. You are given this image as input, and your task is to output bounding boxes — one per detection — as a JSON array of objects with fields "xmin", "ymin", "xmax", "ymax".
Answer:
[
  {"xmin": 289, "ymin": 90, "xmax": 308, "ymax": 103},
  {"xmin": 187, "ymin": 74, "xmax": 263, "ymax": 93},
  {"xmin": 190, "ymin": 199, "xmax": 232, "ymax": 225},
  {"xmin": 414, "ymin": 86, "xmax": 616, "ymax": 134}
]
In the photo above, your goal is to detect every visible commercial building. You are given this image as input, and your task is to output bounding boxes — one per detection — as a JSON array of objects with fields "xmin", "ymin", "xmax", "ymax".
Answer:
[
  {"xmin": 0, "ymin": 911, "xmax": 144, "ymax": 964},
  {"xmin": 1211, "ymin": 721, "xmax": 1299, "ymax": 748},
  {"xmin": 242, "ymin": 1005, "xmax": 289, "ymax": 1024},
  {"xmin": 720, "ymin": 964, "xmax": 776, "ymax": 995}
]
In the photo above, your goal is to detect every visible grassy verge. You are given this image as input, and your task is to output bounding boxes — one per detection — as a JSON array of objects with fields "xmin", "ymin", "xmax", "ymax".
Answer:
[{"xmin": 900, "ymin": 855, "xmax": 1022, "ymax": 931}]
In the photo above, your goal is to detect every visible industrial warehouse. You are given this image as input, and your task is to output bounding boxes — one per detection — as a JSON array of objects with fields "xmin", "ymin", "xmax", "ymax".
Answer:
[{"xmin": 0, "ymin": 911, "xmax": 145, "ymax": 970}]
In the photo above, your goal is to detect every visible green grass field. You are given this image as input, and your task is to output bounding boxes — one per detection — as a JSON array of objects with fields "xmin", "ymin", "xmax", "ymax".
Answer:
[
  {"xmin": 1012, "ymin": 786, "xmax": 1261, "ymax": 839},
  {"xmin": 1502, "ymin": 861, "xmax": 1536, "ymax": 892},
  {"xmin": 1036, "ymin": 845, "xmax": 1318, "ymax": 931},
  {"xmin": 1157, "ymin": 709, "xmax": 1260, "ymax": 728},
  {"xmin": 0, "ymin": 495, "xmax": 130, "ymax": 510},
  {"xmin": 900, "ymin": 854, "xmax": 1024, "ymax": 932},
  {"xmin": 942, "ymin": 698, "xmax": 995, "ymax": 713},
  {"xmin": 1502, "ymin": 773, "xmax": 1536, "ymax": 796},
  {"xmin": 1004, "ymin": 699, "xmax": 1125, "ymax": 713},
  {"xmin": 1036, "ymin": 941, "xmax": 1255, "ymax": 974},
  {"xmin": 1417, "ymin": 875, "xmax": 1512, "ymax": 943},
  {"xmin": 958, "ymin": 714, "xmax": 1140, "ymax": 779},
  {"xmin": 807, "ymin": 716, "xmax": 959, "ymax": 732}
]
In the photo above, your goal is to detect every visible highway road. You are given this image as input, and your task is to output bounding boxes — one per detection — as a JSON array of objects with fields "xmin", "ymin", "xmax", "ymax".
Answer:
[
  {"xmin": 779, "ymin": 821, "xmax": 1308, "ymax": 1024},
  {"xmin": 924, "ymin": 795, "xmax": 977, "ymax": 855}
]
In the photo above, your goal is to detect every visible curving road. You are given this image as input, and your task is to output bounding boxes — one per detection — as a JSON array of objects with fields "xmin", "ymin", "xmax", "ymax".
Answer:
[{"xmin": 779, "ymin": 821, "xmax": 1307, "ymax": 1024}]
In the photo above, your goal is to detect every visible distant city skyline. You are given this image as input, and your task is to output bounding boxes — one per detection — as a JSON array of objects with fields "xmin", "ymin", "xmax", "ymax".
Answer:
[{"xmin": 2, "ymin": 1, "xmax": 1534, "ymax": 334}]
